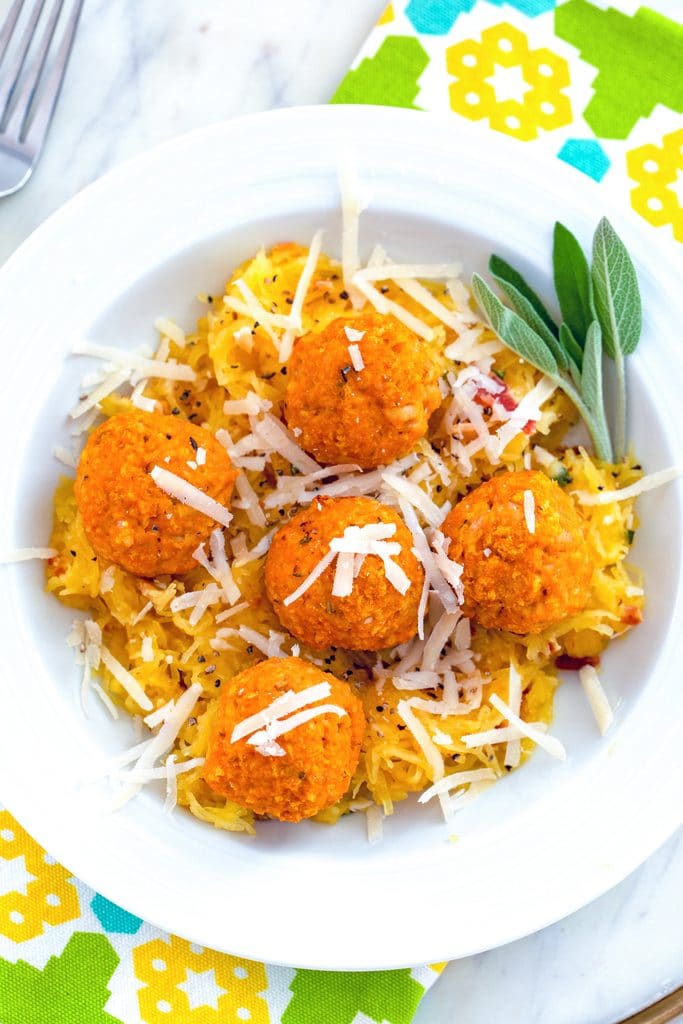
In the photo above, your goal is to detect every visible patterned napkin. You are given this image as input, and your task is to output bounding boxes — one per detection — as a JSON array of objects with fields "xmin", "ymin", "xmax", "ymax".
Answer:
[
  {"xmin": 333, "ymin": 0, "xmax": 683, "ymax": 246},
  {"xmin": 1, "ymin": 3, "xmax": 682, "ymax": 1024}
]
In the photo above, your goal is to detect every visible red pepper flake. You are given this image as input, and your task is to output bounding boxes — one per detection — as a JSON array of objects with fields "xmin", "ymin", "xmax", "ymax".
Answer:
[
  {"xmin": 555, "ymin": 654, "xmax": 600, "ymax": 671},
  {"xmin": 621, "ymin": 606, "xmax": 643, "ymax": 626}
]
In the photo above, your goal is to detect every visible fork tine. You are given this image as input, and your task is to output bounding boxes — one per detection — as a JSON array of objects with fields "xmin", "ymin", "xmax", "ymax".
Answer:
[
  {"xmin": 0, "ymin": 0, "xmax": 46, "ymax": 124},
  {"xmin": 23, "ymin": 0, "xmax": 83, "ymax": 157},
  {"xmin": 5, "ymin": 0, "xmax": 65, "ymax": 142},
  {"xmin": 0, "ymin": 0, "xmax": 26, "ymax": 68}
]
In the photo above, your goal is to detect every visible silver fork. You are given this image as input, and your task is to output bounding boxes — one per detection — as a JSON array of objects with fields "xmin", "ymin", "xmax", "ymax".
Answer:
[{"xmin": 0, "ymin": 0, "xmax": 84, "ymax": 197}]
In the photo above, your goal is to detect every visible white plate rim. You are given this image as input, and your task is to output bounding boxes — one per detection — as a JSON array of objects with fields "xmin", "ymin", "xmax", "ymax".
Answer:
[{"xmin": 0, "ymin": 105, "xmax": 681, "ymax": 969}]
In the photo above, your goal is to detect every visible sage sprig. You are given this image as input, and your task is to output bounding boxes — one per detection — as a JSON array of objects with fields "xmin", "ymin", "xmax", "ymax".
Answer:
[
  {"xmin": 591, "ymin": 217, "xmax": 642, "ymax": 460},
  {"xmin": 472, "ymin": 275, "xmax": 614, "ymax": 461},
  {"xmin": 470, "ymin": 217, "xmax": 642, "ymax": 464},
  {"xmin": 489, "ymin": 255, "xmax": 559, "ymax": 338}
]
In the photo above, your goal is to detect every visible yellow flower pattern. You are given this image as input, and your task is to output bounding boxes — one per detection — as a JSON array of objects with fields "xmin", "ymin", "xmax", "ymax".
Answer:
[
  {"xmin": 0, "ymin": 810, "xmax": 80, "ymax": 942},
  {"xmin": 627, "ymin": 129, "xmax": 683, "ymax": 242},
  {"xmin": 446, "ymin": 23, "xmax": 572, "ymax": 141},
  {"xmin": 134, "ymin": 933, "xmax": 270, "ymax": 1024},
  {"xmin": 377, "ymin": 3, "xmax": 395, "ymax": 25}
]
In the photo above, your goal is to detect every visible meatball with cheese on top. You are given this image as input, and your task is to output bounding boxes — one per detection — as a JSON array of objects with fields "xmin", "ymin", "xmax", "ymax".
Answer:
[
  {"xmin": 441, "ymin": 470, "xmax": 593, "ymax": 634},
  {"xmin": 285, "ymin": 312, "xmax": 441, "ymax": 469},
  {"xmin": 265, "ymin": 495, "xmax": 424, "ymax": 651},
  {"xmin": 75, "ymin": 410, "xmax": 237, "ymax": 577},
  {"xmin": 203, "ymin": 657, "xmax": 365, "ymax": 822}
]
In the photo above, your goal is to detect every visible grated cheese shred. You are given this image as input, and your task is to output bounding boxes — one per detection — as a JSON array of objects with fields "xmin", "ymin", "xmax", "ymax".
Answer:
[
  {"xmin": 150, "ymin": 466, "xmax": 233, "ymax": 529},
  {"xmin": 579, "ymin": 665, "xmax": 614, "ymax": 735}
]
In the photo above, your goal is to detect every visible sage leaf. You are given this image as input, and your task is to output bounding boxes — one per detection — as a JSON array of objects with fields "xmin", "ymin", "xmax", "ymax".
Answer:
[
  {"xmin": 580, "ymin": 321, "xmax": 613, "ymax": 462},
  {"xmin": 553, "ymin": 222, "xmax": 594, "ymax": 344},
  {"xmin": 471, "ymin": 274, "xmax": 558, "ymax": 377},
  {"xmin": 559, "ymin": 322, "xmax": 584, "ymax": 371},
  {"xmin": 489, "ymin": 255, "xmax": 559, "ymax": 337},
  {"xmin": 591, "ymin": 217, "xmax": 642, "ymax": 459},
  {"xmin": 591, "ymin": 217, "xmax": 642, "ymax": 359},
  {"xmin": 490, "ymin": 272, "xmax": 569, "ymax": 372}
]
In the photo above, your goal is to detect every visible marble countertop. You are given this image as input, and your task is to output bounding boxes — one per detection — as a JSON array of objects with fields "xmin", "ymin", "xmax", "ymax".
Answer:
[{"xmin": 0, "ymin": 1, "xmax": 680, "ymax": 1020}]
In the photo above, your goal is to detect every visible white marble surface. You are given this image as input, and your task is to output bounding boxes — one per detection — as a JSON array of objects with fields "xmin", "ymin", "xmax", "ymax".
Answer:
[{"xmin": 0, "ymin": 1, "xmax": 680, "ymax": 1021}]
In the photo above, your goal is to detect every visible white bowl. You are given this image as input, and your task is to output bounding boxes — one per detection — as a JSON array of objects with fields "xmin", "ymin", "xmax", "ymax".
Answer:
[{"xmin": 0, "ymin": 106, "xmax": 681, "ymax": 970}]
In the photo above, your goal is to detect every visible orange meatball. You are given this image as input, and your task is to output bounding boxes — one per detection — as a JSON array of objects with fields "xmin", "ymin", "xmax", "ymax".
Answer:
[
  {"xmin": 285, "ymin": 312, "xmax": 441, "ymax": 469},
  {"xmin": 75, "ymin": 410, "xmax": 237, "ymax": 577},
  {"xmin": 441, "ymin": 470, "xmax": 593, "ymax": 634},
  {"xmin": 203, "ymin": 657, "xmax": 365, "ymax": 822},
  {"xmin": 265, "ymin": 496, "xmax": 424, "ymax": 651}
]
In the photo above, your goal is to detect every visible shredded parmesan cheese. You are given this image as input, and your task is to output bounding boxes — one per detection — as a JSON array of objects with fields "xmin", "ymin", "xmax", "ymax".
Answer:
[
  {"xmin": 352, "ymin": 276, "xmax": 434, "ymax": 341},
  {"xmin": 69, "ymin": 367, "xmax": 131, "ymax": 420},
  {"xmin": 53, "ymin": 445, "xmax": 77, "ymax": 469},
  {"xmin": 150, "ymin": 466, "xmax": 233, "ymax": 528},
  {"xmin": 347, "ymin": 343, "xmax": 364, "ymax": 371},
  {"xmin": 131, "ymin": 601, "xmax": 153, "ymax": 626},
  {"xmin": 230, "ymin": 530, "xmax": 275, "ymax": 567},
  {"xmin": 91, "ymin": 682, "xmax": 119, "ymax": 719},
  {"xmin": 283, "ymin": 550, "xmax": 336, "ymax": 606},
  {"xmin": 117, "ymin": 757, "xmax": 205, "ymax": 784},
  {"xmin": 573, "ymin": 462, "xmax": 683, "ymax": 505},
  {"xmin": 579, "ymin": 665, "xmax": 614, "ymax": 735},
  {"xmin": 223, "ymin": 392, "xmax": 272, "ymax": 417},
  {"xmin": 250, "ymin": 412, "xmax": 320, "ymax": 475},
  {"xmin": 523, "ymin": 489, "xmax": 536, "ymax": 535},
  {"xmin": 233, "ymin": 471, "xmax": 266, "ymax": 528},
  {"xmin": 140, "ymin": 636, "xmax": 154, "ymax": 663},
  {"xmin": 144, "ymin": 699, "xmax": 175, "ymax": 729},
  {"xmin": 344, "ymin": 326, "xmax": 365, "ymax": 343},
  {"xmin": 279, "ymin": 229, "xmax": 324, "ymax": 362},
  {"xmin": 395, "ymin": 277, "xmax": 461, "ymax": 331},
  {"xmin": 396, "ymin": 700, "xmax": 444, "ymax": 781},
  {"xmin": 71, "ymin": 341, "xmax": 195, "ymax": 383},
  {"xmin": 214, "ymin": 625, "xmax": 287, "ymax": 660},
  {"xmin": 381, "ymin": 472, "xmax": 444, "ymax": 527},
  {"xmin": 338, "ymin": 154, "xmax": 366, "ymax": 309},
  {"xmin": 100, "ymin": 646, "xmax": 153, "ymax": 711},
  {"xmin": 357, "ymin": 262, "xmax": 463, "ymax": 282},
  {"xmin": 490, "ymin": 694, "xmax": 566, "ymax": 760},
  {"xmin": 154, "ymin": 317, "xmax": 186, "ymax": 348},
  {"xmin": 164, "ymin": 755, "xmax": 178, "ymax": 813},
  {"xmin": 231, "ymin": 682, "xmax": 332, "ymax": 743},
  {"xmin": 0, "ymin": 547, "xmax": 57, "ymax": 563},
  {"xmin": 110, "ymin": 683, "xmax": 202, "ymax": 810},
  {"xmin": 99, "ymin": 566, "xmax": 115, "ymax": 594},
  {"xmin": 246, "ymin": 703, "xmax": 347, "ymax": 750},
  {"xmin": 192, "ymin": 528, "xmax": 241, "ymax": 604},
  {"xmin": 130, "ymin": 380, "xmax": 158, "ymax": 412},
  {"xmin": 418, "ymin": 768, "xmax": 496, "ymax": 803},
  {"xmin": 365, "ymin": 804, "xmax": 383, "ymax": 844},
  {"xmin": 215, "ymin": 600, "xmax": 249, "ymax": 623},
  {"xmin": 504, "ymin": 662, "xmax": 523, "ymax": 768},
  {"xmin": 462, "ymin": 722, "xmax": 546, "ymax": 748}
]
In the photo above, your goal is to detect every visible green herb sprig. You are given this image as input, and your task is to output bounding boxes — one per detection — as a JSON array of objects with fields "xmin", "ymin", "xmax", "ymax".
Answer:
[{"xmin": 471, "ymin": 217, "xmax": 642, "ymax": 463}]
